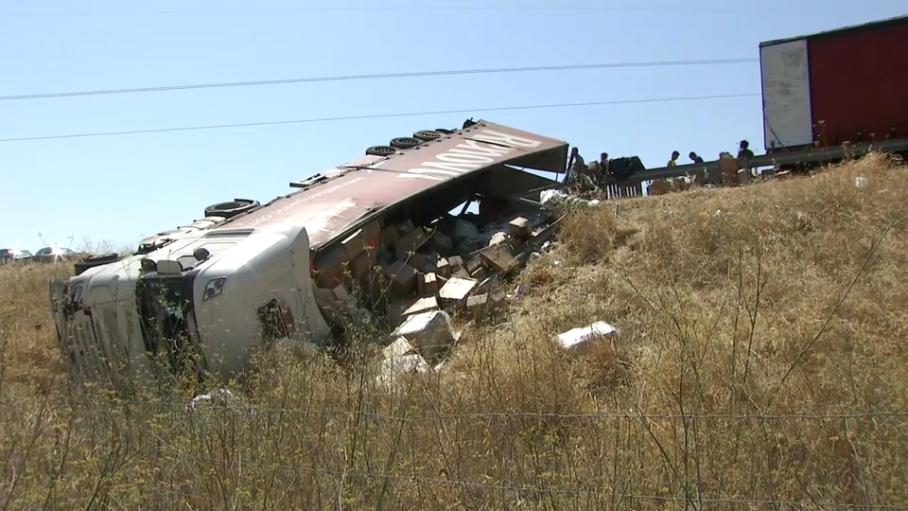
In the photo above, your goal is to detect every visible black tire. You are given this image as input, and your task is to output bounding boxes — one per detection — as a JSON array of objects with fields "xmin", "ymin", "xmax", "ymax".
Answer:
[
  {"xmin": 390, "ymin": 137, "xmax": 420, "ymax": 149},
  {"xmin": 366, "ymin": 145, "xmax": 396, "ymax": 157},
  {"xmin": 413, "ymin": 130, "xmax": 442, "ymax": 141},
  {"xmin": 74, "ymin": 253, "xmax": 120, "ymax": 276},
  {"xmin": 204, "ymin": 198, "xmax": 260, "ymax": 218}
]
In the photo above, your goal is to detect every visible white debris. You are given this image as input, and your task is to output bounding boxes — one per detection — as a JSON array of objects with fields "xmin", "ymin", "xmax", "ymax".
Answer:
[
  {"xmin": 188, "ymin": 388, "xmax": 241, "ymax": 412},
  {"xmin": 376, "ymin": 353, "xmax": 431, "ymax": 388},
  {"xmin": 555, "ymin": 321, "xmax": 618, "ymax": 353},
  {"xmin": 396, "ymin": 310, "xmax": 458, "ymax": 358},
  {"xmin": 383, "ymin": 337, "xmax": 417, "ymax": 359},
  {"xmin": 540, "ymin": 189, "xmax": 601, "ymax": 208},
  {"xmin": 855, "ymin": 176, "xmax": 868, "ymax": 188},
  {"xmin": 488, "ymin": 231, "xmax": 509, "ymax": 247},
  {"xmin": 540, "ymin": 189, "xmax": 567, "ymax": 205}
]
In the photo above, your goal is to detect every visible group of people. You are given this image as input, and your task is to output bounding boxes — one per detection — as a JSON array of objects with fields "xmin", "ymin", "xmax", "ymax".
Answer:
[
  {"xmin": 564, "ymin": 139, "xmax": 759, "ymax": 192},
  {"xmin": 668, "ymin": 151, "xmax": 704, "ymax": 166},
  {"xmin": 667, "ymin": 140, "xmax": 755, "ymax": 170},
  {"xmin": 565, "ymin": 148, "xmax": 611, "ymax": 190}
]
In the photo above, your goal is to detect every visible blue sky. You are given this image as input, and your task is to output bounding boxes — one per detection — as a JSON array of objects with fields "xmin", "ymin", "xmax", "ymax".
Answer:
[{"xmin": 1, "ymin": 0, "xmax": 905, "ymax": 251}]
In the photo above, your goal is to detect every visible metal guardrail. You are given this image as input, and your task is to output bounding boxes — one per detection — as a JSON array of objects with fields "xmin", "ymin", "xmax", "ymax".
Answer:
[{"xmin": 603, "ymin": 138, "xmax": 908, "ymax": 186}]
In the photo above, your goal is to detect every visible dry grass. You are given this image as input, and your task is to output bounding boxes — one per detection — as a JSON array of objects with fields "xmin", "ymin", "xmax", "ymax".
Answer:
[{"xmin": 1, "ymin": 155, "xmax": 906, "ymax": 509}]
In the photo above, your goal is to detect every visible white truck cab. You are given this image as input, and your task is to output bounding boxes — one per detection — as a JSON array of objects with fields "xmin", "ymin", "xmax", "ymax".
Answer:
[{"xmin": 52, "ymin": 223, "xmax": 330, "ymax": 385}]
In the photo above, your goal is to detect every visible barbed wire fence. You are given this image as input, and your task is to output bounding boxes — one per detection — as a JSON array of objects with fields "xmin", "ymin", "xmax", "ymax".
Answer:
[
  {"xmin": 1, "ymin": 392, "xmax": 905, "ymax": 509},
  {"xmin": 146, "ymin": 451, "xmax": 908, "ymax": 510},
  {"xmin": 119, "ymin": 401, "xmax": 907, "ymax": 509}
]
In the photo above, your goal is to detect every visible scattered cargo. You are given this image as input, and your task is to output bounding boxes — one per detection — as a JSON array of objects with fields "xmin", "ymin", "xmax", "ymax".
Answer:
[{"xmin": 555, "ymin": 321, "xmax": 618, "ymax": 354}]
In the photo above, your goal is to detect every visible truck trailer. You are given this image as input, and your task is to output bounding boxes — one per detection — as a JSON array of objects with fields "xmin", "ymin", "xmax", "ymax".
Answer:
[
  {"xmin": 760, "ymin": 15, "xmax": 908, "ymax": 152},
  {"xmin": 50, "ymin": 121, "xmax": 568, "ymax": 387},
  {"xmin": 600, "ymin": 15, "xmax": 908, "ymax": 188}
]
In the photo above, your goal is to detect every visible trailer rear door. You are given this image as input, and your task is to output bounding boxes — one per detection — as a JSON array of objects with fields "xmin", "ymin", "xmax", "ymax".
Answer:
[{"xmin": 760, "ymin": 39, "xmax": 813, "ymax": 150}]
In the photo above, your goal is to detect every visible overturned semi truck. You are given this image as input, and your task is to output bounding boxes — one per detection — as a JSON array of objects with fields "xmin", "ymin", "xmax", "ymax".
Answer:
[{"xmin": 50, "ymin": 120, "xmax": 568, "ymax": 386}]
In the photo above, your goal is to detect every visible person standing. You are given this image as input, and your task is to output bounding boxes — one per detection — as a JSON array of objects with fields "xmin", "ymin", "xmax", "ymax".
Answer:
[
  {"xmin": 566, "ymin": 147, "xmax": 586, "ymax": 185},
  {"xmin": 597, "ymin": 152, "xmax": 610, "ymax": 187},
  {"xmin": 737, "ymin": 140, "xmax": 755, "ymax": 177},
  {"xmin": 667, "ymin": 150, "xmax": 680, "ymax": 167},
  {"xmin": 689, "ymin": 151, "xmax": 704, "ymax": 164}
]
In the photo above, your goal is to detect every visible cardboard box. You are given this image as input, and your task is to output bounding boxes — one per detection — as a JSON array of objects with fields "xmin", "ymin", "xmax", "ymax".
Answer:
[
  {"xmin": 480, "ymin": 245, "xmax": 519, "ymax": 275},
  {"xmin": 394, "ymin": 228, "xmax": 428, "ymax": 259},
  {"xmin": 465, "ymin": 256, "xmax": 483, "ymax": 275},
  {"xmin": 418, "ymin": 272, "xmax": 439, "ymax": 297},
  {"xmin": 438, "ymin": 276, "xmax": 477, "ymax": 307},
  {"xmin": 396, "ymin": 310, "xmax": 457, "ymax": 359},
  {"xmin": 508, "ymin": 217, "xmax": 531, "ymax": 239},
  {"xmin": 435, "ymin": 257, "xmax": 452, "ymax": 277},
  {"xmin": 381, "ymin": 260, "xmax": 417, "ymax": 294},
  {"xmin": 447, "ymin": 255, "xmax": 464, "ymax": 270},
  {"xmin": 348, "ymin": 251, "xmax": 374, "ymax": 280},
  {"xmin": 466, "ymin": 293, "xmax": 488, "ymax": 317},
  {"xmin": 314, "ymin": 245, "xmax": 347, "ymax": 288},
  {"xmin": 403, "ymin": 296, "xmax": 439, "ymax": 316},
  {"xmin": 409, "ymin": 252, "xmax": 438, "ymax": 274},
  {"xmin": 336, "ymin": 221, "xmax": 380, "ymax": 260}
]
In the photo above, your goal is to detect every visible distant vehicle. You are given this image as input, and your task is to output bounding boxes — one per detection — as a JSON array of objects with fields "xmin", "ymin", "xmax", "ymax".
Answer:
[
  {"xmin": 34, "ymin": 247, "xmax": 78, "ymax": 263},
  {"xmin": 0, "ymin": 249, "xmax": 33, "ymax": 264}
]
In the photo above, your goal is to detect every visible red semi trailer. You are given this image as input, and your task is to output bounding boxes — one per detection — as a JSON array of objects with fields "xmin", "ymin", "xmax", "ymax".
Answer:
[
  {"xmin": 760, "ymin": 15, "xmax": 908, "ymax": 152},
  {"xmin": 612, "ymin": 15, "xmax": 908, "ymax": 185}
]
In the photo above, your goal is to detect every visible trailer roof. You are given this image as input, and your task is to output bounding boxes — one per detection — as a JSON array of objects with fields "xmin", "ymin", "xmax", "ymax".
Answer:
[
  {"xmin": 760, "ymin": 14, "xmax": 908, "ymax": 48},
  {"xmin": 217, "ymin": 120, "xmax": 568, "ymax": 249}
]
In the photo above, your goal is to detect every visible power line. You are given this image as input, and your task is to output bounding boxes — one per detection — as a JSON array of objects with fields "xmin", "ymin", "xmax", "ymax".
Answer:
[
  {"xmin": 5, "ymin": 4, "xmax": 846, "ymax": 18},
  {"xmin": 0, "ymin": 58, "xmax": 756, "ymax": 102},
  {"xmin": 0, "ymin": 93, "xmax": 760, "ymax": 143}
]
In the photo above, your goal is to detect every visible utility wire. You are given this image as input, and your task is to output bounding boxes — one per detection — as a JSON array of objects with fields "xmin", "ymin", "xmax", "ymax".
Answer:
[
  {"xmin": 0, "ymin": 58, "xmax": 756, "ymax": 102},
  {"xmin": 0, "ymin": 93, "xmax": 759, "ymax": 143}
]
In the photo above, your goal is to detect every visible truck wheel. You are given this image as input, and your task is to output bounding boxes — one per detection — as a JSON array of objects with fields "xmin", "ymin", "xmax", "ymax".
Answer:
[
  {"xmin": 390, "ymin": 137, "xmax": 420, "ymax": 149},
  {"xmin": 74, "ymin": 253, "xmax": 121, "ymax": 276},
  {"xmin": 204, "ymin": 198, "xmax": 260, "ymax": 218},
  {"xmin": 413, "ymin": 130, "xmax": 442, "ymax": 141},
  {"xmin": 366, "ymin": 145, "xmax": 396, "ymax": 157}
]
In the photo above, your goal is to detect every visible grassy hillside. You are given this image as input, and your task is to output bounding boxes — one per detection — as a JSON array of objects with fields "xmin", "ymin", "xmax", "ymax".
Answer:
[{"xmin": 1, "ymin": 155, "xmax": 905, "ymax": 509}]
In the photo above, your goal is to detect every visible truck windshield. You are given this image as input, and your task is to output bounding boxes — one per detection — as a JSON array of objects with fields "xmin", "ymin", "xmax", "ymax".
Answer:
[{"xmin": 136, "ymin": 273, "xmax": 204, "ymax": 376}]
